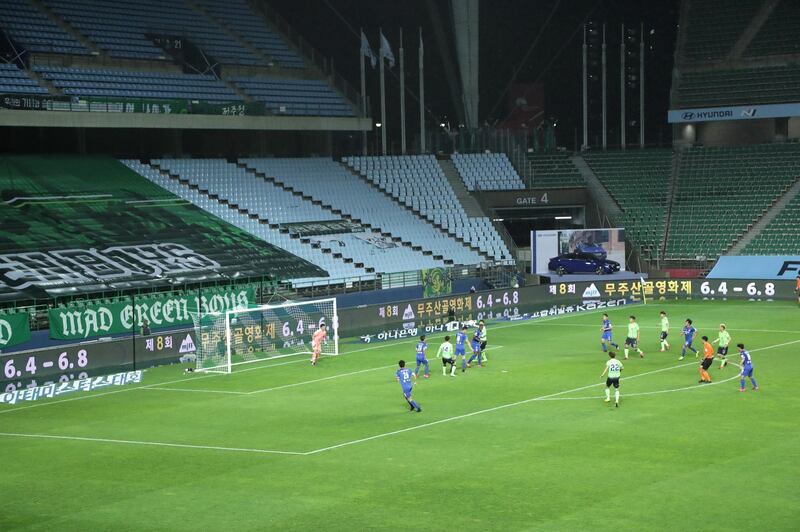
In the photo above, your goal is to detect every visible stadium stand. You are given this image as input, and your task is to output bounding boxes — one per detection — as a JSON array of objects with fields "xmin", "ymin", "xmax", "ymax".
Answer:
[
  {"xmin": 741, "ymin": 193, "xmax": 800, "ymax": 255},
  {"xmin": 666, "ymin": 143, "xmax": 800, "ymax": 259},
  {"xmin": 526, "ymin": 153, "xmax": 585, "ymax": 188},
  {"xmin": 342, "ymin": 155, "xmax": 512, "ymax": 261},
  {"xmin": 583, "ymin": 149, "xmax": 673, "ymax": 257},
  {"xmin": 681, "ymin": 0, "xmax": 764, "ymax": 63},
  {"xmin": 451, "ymin": 153, "xmax": 524, "ymax": 191},
  {"xmin": 229, "ymin": 76, "xmax": 354, "ymax": 117},
  {"xmin": 134, "ymin": 159, "xmax": 445, "ymax": 276},
  {"xmin": 126, "ymin": 159, "xmax": 372, "ymax": 285},
  {"xmin": 745, "ymin": 0, "xmax": 800, "ymax": 57},
  {"xmin": 194, "ymin": 0, "xmax": 304, "ymax": 68},
  {"xmin": 0, "ymin": 62, "xmax": 49, "ymax": 95},
  {"xmin": 676, "ymin": 65, "xmax": 800, "ymax": 107},
  {"xmin": 0, "ymin": 155, "xmax": 323, "ymax": 299},
  {"xmin": 42, "ymin": 0, "xmax": 263, "ymax": 64},
  {"xmin": 0, "ymin": 0, "xmax": 90, "ymax": 56},
  {"xmin": 32, "ymin": 65, "xmax": 240, "ymax": 102},
  {"xmin": 240, "ymin": 158, "xmax": 488, "ymax": 267}
]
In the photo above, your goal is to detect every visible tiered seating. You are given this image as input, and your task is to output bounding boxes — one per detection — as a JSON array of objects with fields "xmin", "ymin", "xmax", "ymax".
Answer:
[
  {"xmin": 33, "ymin": 66, "xmax": 239, "ymax": 102},
  {"xmin": 0, "ymin": 0, "xmax": 90, "ymax": 56},
  {"xmin": 0, "ymin": 155, "xmax": 321, "ymax": 299},
  {"xmin": 667, "ymin": 144, "xmax": 800, "ymax": 259},
  {"xmin": 43, "ymin": 0, "xmax": 263, "ymax": 64},
  {"xmin": 682, "ymin": 0, "xmax": 763, "ymax": 63},
  {"xmin": 343, "ymin": 156, "xmax": 512, "ymax": 261},
  {"xmin": 745, "ymin": 0, "xmax": 800, "ymax": 57},
  {"xmin": 584, "ymin": 150, "xmax": 673, "ymax": 256},
  {"xmin": 129, "ymin": 159, "xmax": 367, "ymax": 284},
  {"xmin": 0, "ymin": 63, "xmax": 48, "ymax": 95},
  {"xmin": 741, "ymin": 193, "xmax": 800, "ymax": 255},
  {"xmin": 676, "ymin": 65, "xmax": 800, "ymax": 107},
  {"xmin": 230, "ymin": 76, "xmax": 354, "ymax": 117},
  {"xmin": 526, "ymin": 154, "xmax": 584, "ymax": 187},
  {"xmin": 139, "ymin": 159, "xmax": 442, "ymax": 276},
  {"xmin": 451, "ymin": 153, "xmax": 524, "ymax": 191},
  {"xmin": 195, "ymin": 0, "xmax": 304, "ymax": 68},
  {"xmin": 242, "ymin": 158, "xmax": 486, "ymax": 266}
]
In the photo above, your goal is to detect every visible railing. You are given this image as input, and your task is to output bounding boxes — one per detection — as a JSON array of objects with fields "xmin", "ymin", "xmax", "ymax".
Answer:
[{"xmin": 257, "ymin": 2, "xmax": 364, "ymax": 117}]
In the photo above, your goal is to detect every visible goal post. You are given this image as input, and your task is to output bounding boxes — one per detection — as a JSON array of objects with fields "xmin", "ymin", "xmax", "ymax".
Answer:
[{"xmin": 190, "ymin": 297, "xmax": 339, "ymax": 374}]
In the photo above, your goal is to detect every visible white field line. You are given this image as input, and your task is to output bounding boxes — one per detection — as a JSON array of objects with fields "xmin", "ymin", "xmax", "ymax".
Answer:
[
  {"xmin": 540, "ymin": 323, "xmax": 800, "ymax": 334},
  {"xmin": 0, "ymin": 432, "xmax": 303, "ymax": 456},
  {"xmin": 535, "ymin": 373, "xmax": 741, "ymax": 401},
  {"xmin": 0, "ymin": 303, "xmax": 793, "ymax": 414},
  {"xmin": 2, "ymin": 339, "xmax": 794, "ymax": 458},
  {"xmin": 302, "ymin": 338, "xmax": 800, "ymax": 455},
  {"xmin": 147, "ymin": 346, "xmax": 508, "ymax": 395}
]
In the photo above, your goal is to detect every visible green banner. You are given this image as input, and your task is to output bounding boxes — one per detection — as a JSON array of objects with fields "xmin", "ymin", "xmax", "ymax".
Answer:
[
  {"xmin": 48, "ymin": 285, "xmax": 256, "ymax": 341},
  {"xmin": 0, "ymin": 312, "xmax": 31, "ymax": 349},
  {"xmin": 421, "ymin": 268, "xmax": 453, "ymax": 298}
]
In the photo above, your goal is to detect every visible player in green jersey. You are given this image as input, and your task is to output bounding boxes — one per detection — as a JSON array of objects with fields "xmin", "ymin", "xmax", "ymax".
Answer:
[
  {"xmin": 600, "ymin": 351, "xmax": 623, "ymax": 407},
  {"xmin": 624, "ymin": 316, "xmax": 644, "ymax": 359},
  {"xmin": 659, "ymin": 311, "xmax": 671, "ymax": 352},
  {"xmin": 713, "ymin": 323, "xmax": 732, "ymax": 369},
  {"xmin": 436, "ymin": 336, "xmax": 456, "ymax": 377}
]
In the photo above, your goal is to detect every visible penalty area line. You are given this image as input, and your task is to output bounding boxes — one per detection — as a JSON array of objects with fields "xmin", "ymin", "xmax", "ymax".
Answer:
[
  {"xmin": 303, "ymin": 338, "xmax": 800, "ymax": 455},
  {"xmin": 0, "ymin": 432, "xmax": 304, "ymax": 456}
]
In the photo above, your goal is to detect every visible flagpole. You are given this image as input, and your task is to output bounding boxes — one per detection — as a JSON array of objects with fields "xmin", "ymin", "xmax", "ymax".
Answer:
[
  {"xmin": 419, "ymin": 28, "xmax": 425, "ymax": 153},
  {"xmin": 399, "ymin": 28, "xmax": 406, "ymax": 154},
  {"xmin": 379, "ymin": 29, "xmax": 387, "ymax": 155},
  {"xmin": 360, "ymin": 28, "xmax": 367, "ymax": 155}
]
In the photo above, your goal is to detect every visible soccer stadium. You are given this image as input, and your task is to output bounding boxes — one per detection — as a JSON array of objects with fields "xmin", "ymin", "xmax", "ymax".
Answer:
[{"xmin": 1, "ymin": 0, "xmax": 799, "ymax": 530}]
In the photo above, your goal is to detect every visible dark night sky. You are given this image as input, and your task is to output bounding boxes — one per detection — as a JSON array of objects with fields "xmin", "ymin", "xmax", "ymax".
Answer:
[{"xmin": 265, "ymin": 0, "xmax": 680, "ymax": 149}]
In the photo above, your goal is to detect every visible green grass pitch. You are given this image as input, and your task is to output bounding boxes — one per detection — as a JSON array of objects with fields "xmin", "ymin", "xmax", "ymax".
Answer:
[{"xmin": 1, "ymin": 299, "xmax": 798, "ymax": 531}]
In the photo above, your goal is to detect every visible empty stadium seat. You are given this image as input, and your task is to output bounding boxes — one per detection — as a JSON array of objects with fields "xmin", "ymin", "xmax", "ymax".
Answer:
[
  {"xmin": 0, "ymin": 62, "xmax": 49, "ymax": 95},
  {"xmin": 229, "ymin": 76, "xmax": 355, "ymax": 117},
  {"xmin": 342, "ymin": 155, "xmax": 512, "ymax": 262},
  {"xmin": 33, "ymin": 65, "xmax": 241, "ymax": 103},
  {"xmin": 526, "ymin": 154, "xmax": 584, "ymax": 188},
  {"xmin": 0, "ymin": 0, "xmax": 90, "ymax": 56},
  {"xmin": 451, "ymin": 153, "xmax": 525, "ymax": 191}
]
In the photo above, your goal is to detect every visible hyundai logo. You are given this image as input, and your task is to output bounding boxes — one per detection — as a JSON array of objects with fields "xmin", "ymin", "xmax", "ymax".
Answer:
[{"xmin": 681, "ymin": 112, "xmax": 694, "ymax": 120}]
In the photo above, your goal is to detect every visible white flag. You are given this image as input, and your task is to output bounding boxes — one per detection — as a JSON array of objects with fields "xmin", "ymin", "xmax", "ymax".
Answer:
[
  {"xmin": 380, "ymin": 31, "xmax": 395, "ymax": 68},
  {"xmin": 361, "ymin": 31, "xmax": 377, "ymax": 69}
]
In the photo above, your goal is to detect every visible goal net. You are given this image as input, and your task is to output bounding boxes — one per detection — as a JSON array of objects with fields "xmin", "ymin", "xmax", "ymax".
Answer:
[{"xmin": 190, "ymin": 297, "xmax": 338, "ymax": 373}]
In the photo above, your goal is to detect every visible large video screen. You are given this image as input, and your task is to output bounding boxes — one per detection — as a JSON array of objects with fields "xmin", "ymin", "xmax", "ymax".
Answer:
[{"xmin": 531, "ymin": 228, "xmax": 626, "ymax": 275}]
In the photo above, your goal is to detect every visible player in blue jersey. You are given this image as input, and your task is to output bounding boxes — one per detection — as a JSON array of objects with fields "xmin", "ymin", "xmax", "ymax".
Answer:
[
  {"xmin": 396, "ymin": 360, "xmax": 421, "ymax": 412},
  {"xmin": 600, "ymin": 313, "xmax": 620, "ymax": 352},
  {"xmin": 414, "ymin": 335, "xmax": 430, "ymax": 378},
  {"xmin": 737, "ymin": 343, "xmax": 758, "ymax": 392},
  {"xmin": 466, "ymin": 324, "xmax": 483, "ymax": 368},
  {"xmin": 678, "ymin": 319, "xmax": 699, "ymax": 360},
  {"xmin": 455, "ymin": 324, "xmax": 469, "ymax": 373}
]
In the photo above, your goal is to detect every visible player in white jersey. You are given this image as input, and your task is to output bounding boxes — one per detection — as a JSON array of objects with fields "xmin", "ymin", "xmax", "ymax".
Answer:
[
  {"xmin": 600, "ymin": 351, "xmax": 623, "ymax": 407},
  {"xmin": 436, "ymin": 336, "xmax": 456, "ymax": 377}
]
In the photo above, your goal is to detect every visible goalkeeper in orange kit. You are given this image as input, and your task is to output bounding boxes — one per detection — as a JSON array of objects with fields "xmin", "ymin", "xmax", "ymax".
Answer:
[{"xmin": 699, "ymin": 336, "xmax": 714, "ymax": 383}]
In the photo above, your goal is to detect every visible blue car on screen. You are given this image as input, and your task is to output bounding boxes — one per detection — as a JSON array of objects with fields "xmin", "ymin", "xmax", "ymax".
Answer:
[
  {"xmin": 548, "ymin": 252, "xmax": 620, "ymax": 275},
  {"xmin": 575, "ymin": 242, "xmax": 607, "ymax": 260}
]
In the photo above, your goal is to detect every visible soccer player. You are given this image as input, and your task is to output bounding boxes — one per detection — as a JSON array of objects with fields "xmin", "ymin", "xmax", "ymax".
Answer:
[
  {"xmin": 414, "ymin": 335, "xmax": 430, "ymax": 378},
  {"xmin": 624, "ymin": 315, "xmax": 644, "ymax": 359},
  {"xmin": 796, "ymin": 273, "xmax": 800, "ymax": 305},
  {"xmin": 437, "ymin": 335, "xmax": 456, "ymax": 377},
  {"xmin": 737, "ymin": 343, "xmax": 758, "ymax": 392},
  {"xmin": 310, "ymin": 323, "xmax": 327, "ymax": 366},
  {"xmin": 713, "ymin": 323, "xmax": 731, "ymax": 369},
  {"xmin": 455, "ymin": 324, "xmax": 469, "ymax": 373},
  {"xmin": 699, "ymin": 336, "xmax": 714, "ymax": 383},
  {"xmin": 600, "ymin": 313, "xmax": 620, "ymax": 352},
  {"xmin": 466, "ymin": 324, "xmax": 483, "ymax": 367},
  {"xmin": 600, "ymin": 351, "xmax": 623, "ymax": 407},
  {"xmin": 396, "ymin": 360, "xmax": 421, "ymax": 412},
  {"xmin": 658, "ymin": 311, "xmax": 670, "ymax": 352},
  {"xmin": 479, "ymin": 320, "xmax": 489, "ymax": 363},
  {"xmin": 679, "ymin": 319, "xmax": 698, "ymax": 361}
]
